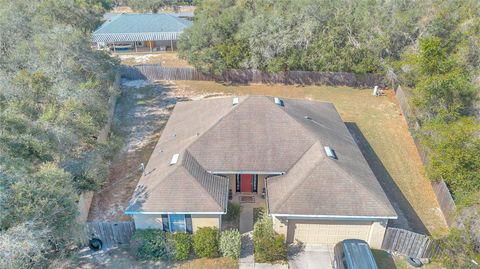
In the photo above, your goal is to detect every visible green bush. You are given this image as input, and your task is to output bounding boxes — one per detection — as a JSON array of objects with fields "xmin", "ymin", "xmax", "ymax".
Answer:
[
  {"xmin": 131, "ymin": 229, "xmax": 171, "ymax": 260},
  {"xmin": 253, "ymin": 213, "xmax": 287, "ymax": 263},
  {"xmin": 193, "ymin": 227, "xmax": 220, "ymax": 258},
  {"xmin": 226, "ymin": 202, "xmax": 241, "ymax": 222},
  {"xmin": 172, "ymin": 233, "xmax": 192, "ymax": 261},
  {"xmin": 220, "ymin": 229, "xmax": 241, "ymax": 259}
]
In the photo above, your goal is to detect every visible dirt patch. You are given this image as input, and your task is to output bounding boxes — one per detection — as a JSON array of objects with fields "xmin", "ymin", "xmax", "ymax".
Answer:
[
  {"xmin": 118, "ymin": 52, "xmax": 192, "ymax": 68},
  {"xmin": 87, "ymin": 80, "xmax": 213, "ymax": 221}
]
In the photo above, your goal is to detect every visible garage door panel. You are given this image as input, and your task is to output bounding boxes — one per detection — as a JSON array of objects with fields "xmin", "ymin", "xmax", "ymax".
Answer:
[{"xmin": 288, "ymin": 220, "xmax": 372, "ymax": 245}]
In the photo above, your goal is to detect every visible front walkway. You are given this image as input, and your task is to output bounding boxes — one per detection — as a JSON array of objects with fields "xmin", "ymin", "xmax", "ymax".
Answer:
[
  {"xmin": 240, "ymin": 203, "xmax": 255, "ymax": 269},
  {"xmin": 240, "ymin": 204, "xmax": 254, "ymax": 233},
  {"xmin": 240, "ymin": 232, "xmax": 254, "ymax": 269},
  {"xmin": 238, "ymin": 196, "xmax": 286, "ymax": 269}
]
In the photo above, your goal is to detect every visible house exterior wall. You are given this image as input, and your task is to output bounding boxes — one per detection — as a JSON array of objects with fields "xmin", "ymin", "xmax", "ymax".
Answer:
[
  {"xmin": 133, "ymin": 214, "xmax": 163, "ymax": 229},
  {"xmin": 191, "ymin": 214, "xmax": 221, "ymax": 232},
  {"xmin": 273, "ymin": 216, "xmax": 288, "ymax": 236},
  {"xmin": 228, "ymin": 175, "xmax": 236, "ymax": 192},
  {"xmin": 132, "ymin": 214, "xmax": 222, "ymax": 232},
  {"xmin": 258, "ymin": 175, "xmax": 266, "ymax": 193},
  {"xmin": 367, "ymin": 220, "xmax": 388, "ymax": 249}
]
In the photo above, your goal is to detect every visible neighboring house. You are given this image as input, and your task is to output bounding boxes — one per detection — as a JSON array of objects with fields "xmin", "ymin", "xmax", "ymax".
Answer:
[
  {"xmin": 93, "ymin": 13, "xmax": 192, "ymax": 52},
  {"xmin": 125, "ymin": 96, "xmax": 397, "ymax": 248}
]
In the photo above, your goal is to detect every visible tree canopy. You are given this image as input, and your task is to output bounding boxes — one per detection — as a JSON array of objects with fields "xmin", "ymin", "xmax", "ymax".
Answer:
[
  {"xmin": 0, "ymin": 0, "xmax": 117, "ymax": 267},
  {"xmin": 125, "ymin": 0, "xmax": 192, "ymax": 13},
  {"xmin": 178, "ymin": 0, "xmax": 422, "ymax": 75}
]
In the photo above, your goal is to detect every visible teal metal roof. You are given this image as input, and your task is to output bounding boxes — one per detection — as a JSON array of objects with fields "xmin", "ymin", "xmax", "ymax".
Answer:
[{"xmin": 93, "ymin": 13, "xmax": 192, "ymax": 42}]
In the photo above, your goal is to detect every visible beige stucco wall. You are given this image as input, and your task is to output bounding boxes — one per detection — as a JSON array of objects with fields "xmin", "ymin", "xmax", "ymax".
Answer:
[
  {"xmin": 191, "ymin": 214, "xmax": 221, "ymax": 232},
  {"xmin": 133, "ymin": 214, "xmax": 163, "ymax": 229},
  {"xmin": 132, "ymin": 214, "xmax": 222, "ymax": 232},
  {"xmin": 368, "ymin": 220, "xmax": 388, "ymax": 249},
  {"xmin": 227, "ymin": 175, "xmax": 236, "ymax": 192},
  {"xmin": 273, "ymin": 216, "xmax": 288, "ymax": 236},
  {"xmin": 258, "ymin": 175, "xmax": 266, "ymax": 193}
]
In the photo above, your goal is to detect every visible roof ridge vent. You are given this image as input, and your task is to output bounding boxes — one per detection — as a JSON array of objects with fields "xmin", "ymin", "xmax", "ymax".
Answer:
[
  {"xmin": 274, "ymin": 97, "xmax": 284, "ymax": 106},
  {"xmin": 232, "ymin": 97, "xmax": 239, "ymax": 106},
  {"xmin": 170, "ymin": 153, "xmax": 180, "ymax": 165},
  {"xmin": 324, "ymin": 146, "xmax": 337, "ymax": 160}
]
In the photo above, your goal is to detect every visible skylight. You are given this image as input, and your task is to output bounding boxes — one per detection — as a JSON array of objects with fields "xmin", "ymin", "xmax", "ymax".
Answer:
[
  {"xmin": 170, "ymin": 154, "xmax": 179, "ymax": 165},
  {"xmin": 324, "ymin": 146, "xmax": 337, "ymax": 159},
  {"xmin": 274, "ymin": 97, "xmax": 284, "ymax": 106}
]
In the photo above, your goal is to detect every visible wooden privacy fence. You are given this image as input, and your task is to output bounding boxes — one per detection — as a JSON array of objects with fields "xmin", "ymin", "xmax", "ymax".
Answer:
[
  {"xmin": 394, "ymin": 86, "xmax": 456, "ymax": 226},
  {"xmin": 86, "ymin": 221, "xmax": 135, "ymax": 249},
  {"xmin": 382, "ymin": 228, "xmax": 441, "ymax": 259},
  {"xmin": 120, "ymin": 65, "xmax": 385, "ymax": 88}
]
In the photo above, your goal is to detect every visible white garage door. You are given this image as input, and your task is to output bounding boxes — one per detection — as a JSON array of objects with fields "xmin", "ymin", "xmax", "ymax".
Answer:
[{"xmin": 287, "ymin": 220, "xmax": 373, "ymax": 245}]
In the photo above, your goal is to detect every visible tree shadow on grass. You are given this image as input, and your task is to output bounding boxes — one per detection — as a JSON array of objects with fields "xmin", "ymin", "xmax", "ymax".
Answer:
[{"xmin": 346, "ymin": 122, "xmax": 429, "ymax": 235}]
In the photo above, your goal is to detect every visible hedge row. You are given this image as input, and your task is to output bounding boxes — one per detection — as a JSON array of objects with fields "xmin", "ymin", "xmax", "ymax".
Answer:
[{"xmin": 131, "ymin": 228, "xmax": 241, "ymax": 261}]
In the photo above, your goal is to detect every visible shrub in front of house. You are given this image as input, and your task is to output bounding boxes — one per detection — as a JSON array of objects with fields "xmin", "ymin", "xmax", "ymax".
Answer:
[
  {"xmin": 171, "ymin": 232, "xmax": 192, "ymax": 261},
  {"xmin": 220, "ymin": 229, "xmax": 241, "ymax": 259},
  {"xmin": 131, "ymin": 229, "xmax": 171, "ymax": 260},
  {"xmin": 226, "ymin": 202, "xmax": 241, "ymax": 222},
  {"xmin": 193, "ymin": 227, "xmax": 220, "ymax": 258},
  {"xmin": 253, "ymin": 213, "xmax": 287, "ymax": 263}
]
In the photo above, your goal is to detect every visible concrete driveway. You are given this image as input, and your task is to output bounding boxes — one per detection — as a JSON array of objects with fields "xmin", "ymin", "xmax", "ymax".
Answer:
[{"xmin": 288, "ymin": 244, "xmax": 335, "ymax": 269}]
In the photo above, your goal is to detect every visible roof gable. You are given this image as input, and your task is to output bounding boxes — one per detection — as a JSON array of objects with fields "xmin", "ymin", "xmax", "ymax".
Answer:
[{"xmin": 268, "ymin": 147, "xmax": 396, "ymax": 217}]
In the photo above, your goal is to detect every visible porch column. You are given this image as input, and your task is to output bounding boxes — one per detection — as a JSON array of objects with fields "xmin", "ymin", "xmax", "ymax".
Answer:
[
  {"xmin": 134, "ymin": 41, "xmax": 137, "ymax": 53},
  {"xmin": 113, "ymin": 42, "xmax": 116, "ymax": 53},
  {"xmin": 171, "ymin": 39, "xmax": 174, "ymax": 51}
]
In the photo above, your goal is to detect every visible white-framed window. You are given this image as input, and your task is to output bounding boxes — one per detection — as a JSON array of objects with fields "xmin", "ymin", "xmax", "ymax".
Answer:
[{"xmin": 168, "ymin": 214, "xmax": 186, "ymax": 232}]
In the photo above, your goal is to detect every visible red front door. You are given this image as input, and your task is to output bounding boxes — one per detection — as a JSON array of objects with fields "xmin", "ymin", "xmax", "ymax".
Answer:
[{"xmin": 240, "ymin": 174, "xmax": 252, "ymax": 192}]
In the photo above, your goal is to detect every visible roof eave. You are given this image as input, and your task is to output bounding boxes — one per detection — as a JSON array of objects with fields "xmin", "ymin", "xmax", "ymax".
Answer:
[
  {"xmin": 125, "ymin": 211, "xmax": 225, "ymax": 215},
  {"xmin": 270, "ymin": 213, "xmax": 398, "ymax": 220}
]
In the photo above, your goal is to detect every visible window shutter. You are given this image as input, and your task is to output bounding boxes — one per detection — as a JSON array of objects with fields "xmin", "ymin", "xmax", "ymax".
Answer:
[
  {"xmin": 185, "ymin": 214, "xmax": 193, "ymax": 234},
  {"xmin": 161, "ymin": 214, "xmax": 169, "ymax": 232}
]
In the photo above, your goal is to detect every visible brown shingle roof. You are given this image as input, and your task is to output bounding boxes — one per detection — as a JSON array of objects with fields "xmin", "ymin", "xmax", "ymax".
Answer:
[
  {"xmin": 188, "ymin": 96, "xmax": 315, "ymax": 173},
  {"xmin": 126, "ymin": 96, "xmax": 396, "ymax": 218}
]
